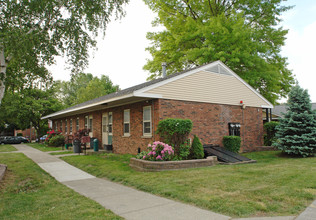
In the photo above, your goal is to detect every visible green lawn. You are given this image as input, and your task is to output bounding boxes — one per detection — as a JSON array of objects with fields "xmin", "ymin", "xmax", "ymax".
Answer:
[
  {"xmin": 0, "ymin": 145, "xmax": 17, "ymax": 152},
  {"xmin": 0, "ymin": 153, "xmax": 122, "ymax": 220},
  {"xmin": 62, "ymin": 151, "xmax": 316, "ymax": 218},
  {"xmin": 27, "ymin": 143, "xmax": 63, "ymax": 152},
  {"xmin": 50, "ymin": 151, "xmax": 74, "ymax": 155}
]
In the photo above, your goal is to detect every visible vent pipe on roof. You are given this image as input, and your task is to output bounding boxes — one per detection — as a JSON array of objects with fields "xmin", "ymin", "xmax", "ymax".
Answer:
[{"xmin": 162, "ymin": 62, "xmax": 167, "ymax": 77}]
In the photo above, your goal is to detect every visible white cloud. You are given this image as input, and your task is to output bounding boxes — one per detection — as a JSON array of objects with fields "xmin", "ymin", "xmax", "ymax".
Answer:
[
  {"xmin": 282, "ymin": 21, "xmax": 316, "ymax": 101},
  {"xmin": 47, "ymin": 0, "xmax": 161, "ymax": 89}
]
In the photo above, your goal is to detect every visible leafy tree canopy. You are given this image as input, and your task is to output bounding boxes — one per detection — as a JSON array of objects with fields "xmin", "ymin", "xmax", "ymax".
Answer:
[
  {"xmin": 57, "ymin": 73, "xmax": 119, "ymax": 107},
  {"xmin": 143, "ymin": 0, "xmax": 295, "ymax": 104},
  {"xmin": 0, "ymin": 83, "xmax": 63, "ymax": 138},
  {"xmin": 0, "ymin": 0, "xmax": 129, "ymax": 104}
]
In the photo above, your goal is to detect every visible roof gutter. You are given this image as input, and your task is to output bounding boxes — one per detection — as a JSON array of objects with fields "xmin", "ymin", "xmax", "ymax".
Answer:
[{"xmin": 41, "ymin": 93, "xmax": 134, "ymax": 120}]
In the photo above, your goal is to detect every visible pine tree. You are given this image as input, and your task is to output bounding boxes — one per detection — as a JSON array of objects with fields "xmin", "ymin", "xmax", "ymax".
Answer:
[
  {"xmin": 273, "ymin": 86, "xmax": 316, "ymax": 157},
  {"xmin": 190, "ymin": 135, "xmax": 204, "ymax": 159}
]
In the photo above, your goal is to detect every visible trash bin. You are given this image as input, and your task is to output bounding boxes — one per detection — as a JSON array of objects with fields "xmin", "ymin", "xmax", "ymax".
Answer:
[
  {"xmin": 93, "ymin": 138, "xmax": 99, "ymax": 152},
  {"xmin": 73, "ymin": 138, "xmax": 81, "ymax": 153},
  {"xmin": 65, "ymin": 144, "xmax": 68, "ymax": 150},
  {"xmin": 90, "ymin": 137, "xmax": 96, "ymax": 149}
]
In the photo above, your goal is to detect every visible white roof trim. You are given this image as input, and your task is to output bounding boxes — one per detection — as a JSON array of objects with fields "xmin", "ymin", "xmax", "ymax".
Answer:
[
  {"xmin": 41, "ymin": 93, "xmax": 134, "ymax": 119},
  {"xmin": 133, "ymin": 92, "xmax": 163, "ymax": 99},
  {"xmin": 135, "ymin": 60, "xmax": 273, "ymax": 108},
  {"xmin": 261, "ymin": 105, "xmax": 274, "ymax": 108},
  {"xmin": 43, "ymin": 60, "xmax": 273, "ymax": 120}
]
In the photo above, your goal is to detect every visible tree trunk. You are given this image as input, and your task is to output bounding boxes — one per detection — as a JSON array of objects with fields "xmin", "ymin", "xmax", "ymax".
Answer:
[{"xmin": 0, "ymin": 47, "xmax": 7, "ymax": 105}]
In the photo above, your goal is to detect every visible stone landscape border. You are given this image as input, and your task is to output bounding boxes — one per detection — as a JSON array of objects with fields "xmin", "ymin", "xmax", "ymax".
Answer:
[
  {"xmin": 130, "ymin": 156, "xmax": 218, "ymax": 172},
  {"xmin": 0, "ymin": 164, "xmax": 7, "ymax": 181}
]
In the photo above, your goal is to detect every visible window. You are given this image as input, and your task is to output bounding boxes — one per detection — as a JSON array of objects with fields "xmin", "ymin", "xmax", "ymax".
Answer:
[
  {"xmin": 89, "ymin": 116, "xmax": 93, "ymax": 131},
  {"xmin": 85, "ymin": 115, "xmax": 93, "ymax": 131},
  {"xmin": 228, "ymin": 123, "xmax": 241, "ymax": 136},
  {"xmin": 55, "ymin": 122, "xmax": 58, "ymax": 131},
  {"xmin": 84, "ymin": 116, "xmax": 88, "ymax": 129},
  {"xmin": 108, "ymin": 112, "xmax": 113, "ymax": 134},
  {"xmin": 76, "ymin": 117, "xmax": 79, "ymax": 131},
  {"xmin": 60, "ymin": 120, "xmax": 63, "ymax": 132},
  {"xmin": 143, "ymin": 106, "xmax": 152, "ymax": 136},
  {"xmin": 70, "ymin": 119, "xmax": 73, "ymax": 134},
  {"xmin": 123, "ymin": 109, "xmax": 130, "ymax": 136},
  {"xmin": 65, "ymin": 119, "xmax": 68, "ymax": 134}
]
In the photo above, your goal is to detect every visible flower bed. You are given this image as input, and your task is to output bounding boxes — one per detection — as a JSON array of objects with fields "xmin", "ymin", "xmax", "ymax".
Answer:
[{"xmin": 130, "ymin": 156, "xmax": 218, "ymax": 172}]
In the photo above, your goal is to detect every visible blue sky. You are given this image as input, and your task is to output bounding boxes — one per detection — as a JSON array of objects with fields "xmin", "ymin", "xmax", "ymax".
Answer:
[{"xmin": 49, "ymin": 0, "xmax": 316, "ymax": 103}]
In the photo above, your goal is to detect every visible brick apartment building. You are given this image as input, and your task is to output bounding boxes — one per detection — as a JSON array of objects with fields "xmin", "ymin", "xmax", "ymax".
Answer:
[{"xmin": 42, "ymin": 61, "xmax": 273, "ymax": 154}]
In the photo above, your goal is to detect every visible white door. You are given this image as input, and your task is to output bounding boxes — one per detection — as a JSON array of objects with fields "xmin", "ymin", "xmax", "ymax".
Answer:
[
  {"xmin": 102, "ymin": 113, "xmax": 108, "ymax": 146},
  {"xmin": 89, "ymin": 116, "xmax": 93, "ymax": 137}
]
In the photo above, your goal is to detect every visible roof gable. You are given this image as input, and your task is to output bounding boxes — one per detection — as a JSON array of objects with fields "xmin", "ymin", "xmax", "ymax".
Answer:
[
  {"xmin": 135, "ymin": 61, "xmax": 273, "ymax": 108},
  {"xmin": 43, "ymin": 61, "xmax": 272, "ymax": 119}
]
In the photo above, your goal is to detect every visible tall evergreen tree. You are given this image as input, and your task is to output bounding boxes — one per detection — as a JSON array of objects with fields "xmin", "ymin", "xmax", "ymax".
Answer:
[{"xmin": 273, "ymin": 86, "xmax": 316, "ymax": 157}]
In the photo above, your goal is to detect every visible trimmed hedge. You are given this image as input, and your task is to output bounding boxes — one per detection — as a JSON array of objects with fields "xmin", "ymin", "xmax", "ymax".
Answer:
[
  {"xmin": 156, "ymin": 118, "xmax": 192, "ymax": 155},
  {"xmin": 264, "ymin": 121, "xmax": 279, "ymax": 146},
  {"xmin": 223, "ymin": 136, "xmax": 241, "ymax": 153}
]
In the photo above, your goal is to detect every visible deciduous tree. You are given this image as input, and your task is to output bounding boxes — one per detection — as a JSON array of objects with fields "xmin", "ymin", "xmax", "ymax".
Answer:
[
  {"xmin": 143, "ymin": 0, "xmax": 294, "ymax": 103},
  {"xmin": 57, "ymin": 73, "xmax": 119, "ymax": 107},
  {"xmin": 0, "ymin": 0, "xmax": 129, "ymax": 104},
  {"xmin": 0, "ymin": 85, "xmax": 63, "ymax": 139}
]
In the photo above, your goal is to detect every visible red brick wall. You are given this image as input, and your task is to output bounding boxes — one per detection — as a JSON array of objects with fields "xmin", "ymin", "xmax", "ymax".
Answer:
[
  {"xmin": 51, "ymin": 98, "xmax": 263, "ymax": 154},
  {"xmin": 108, "ymin": 100, "xmax": 159, "ymax": 154},
  {"xmin": 157, "ymin": 99, "xmax": 263, "ymax": 151}
]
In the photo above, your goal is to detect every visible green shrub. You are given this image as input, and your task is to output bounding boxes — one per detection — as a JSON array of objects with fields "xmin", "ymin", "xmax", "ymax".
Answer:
[
  {"xmin": 48, "ymin": 135, "xmax": 65, "ymax": 147},
  {"xmin": 17, "ymin": 133, "xmax": 23, "ymax": 136},
  {"xmin": 264, "ymin": 121, "xmax": 279, "ymax": 146},
  {"xmin": 223, "ymin": 136, "xmax": 241, "ymax": 153},
  {"xmin": 136, "ymin": 150, "xmax": 149, "ymax": 160},
  {"xmin": 190, "ymin": 135, "xmax": 204, "ymax": 159},
  {"xmin": 156, "ymin": 118, "xmax": 192, "ymax": 155},
  {"xmin": 173, "ymin": 143, "xmax": 190, "ymax": 160}
]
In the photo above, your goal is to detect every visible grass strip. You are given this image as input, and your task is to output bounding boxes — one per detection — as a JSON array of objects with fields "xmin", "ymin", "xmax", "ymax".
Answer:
[
  {"xmin": 27, "ymin": 143, "xmax": 63, "ymax": 152},
  {"xmin": 0, "ymin": 145, "xmax": 17, "ymax": 152},
  {"xmin": 62, "ymin": 151, "xmax": 316, "ymax": 218},
  {"xmin": 0, "ymin": 153, "xmax": 122, "ymax": 220}
]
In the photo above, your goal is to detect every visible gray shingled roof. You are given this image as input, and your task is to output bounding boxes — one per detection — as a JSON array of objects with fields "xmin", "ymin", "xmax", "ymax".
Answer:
[
  {"xmin": 272, "ymin": 103, "xmax": 316, "ymax": 117},
  {"xmin": 45, "ymin": 63, "xmax": 210, "ymax": 117}
]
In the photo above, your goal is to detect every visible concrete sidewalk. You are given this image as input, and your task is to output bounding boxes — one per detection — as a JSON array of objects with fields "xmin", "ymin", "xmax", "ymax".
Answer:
[
  {"xmin": 12, "ymin": 144, "xmax": 315, "ymax": 220},
  {"xmin": 14, "ymin": 144, "xmax": 230, "ymax": 220}
]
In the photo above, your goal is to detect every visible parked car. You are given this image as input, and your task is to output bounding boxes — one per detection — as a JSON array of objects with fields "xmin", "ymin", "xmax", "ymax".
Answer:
[
  {"xmin": 15, "ymin": 136, "xmax": 29, "ymax": 143},
  {"xmin": 0, "ymin": 136, "xmax": 23, "ymax": 144},
  {"xmin": 36, "ymin": 135, "xmax": 47, "ymax": 142}
]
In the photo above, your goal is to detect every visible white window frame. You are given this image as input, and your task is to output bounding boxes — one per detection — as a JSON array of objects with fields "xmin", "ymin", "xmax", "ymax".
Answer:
[
  {"xmin": 89, "ymin": 115, "xmax": 93, "ymax": 131},
  {"xmin": 76, "ymin": 117, "xmax": 79, "ymax": 131},
  {"xmin": 143, "ymin": 106, "xmax": 152, "ymax": 136},
  {"xmin": 55, "ymin": 121, "xmax": 58, "ymax": 131},
  {"xmin": 65, "ymin": 119, "xmax": 68, "ymax": 134},
  {"xmin": 108, "ymin": 112, "xmax": 113, "ymax": 135},
  {"xmin": 123, "ymin": 109, "xmax": 130, "ymax": 136},
  {"xmin": 60, "ymin": 120, "xmax": 63, "ymax": 132},
  {"xmin": 84, "ymin": 116, "xmax": 88, "ymax": 129},
  {"xmin": 69, "ymin": 119, "xmax": 73, "ymax": 134}
]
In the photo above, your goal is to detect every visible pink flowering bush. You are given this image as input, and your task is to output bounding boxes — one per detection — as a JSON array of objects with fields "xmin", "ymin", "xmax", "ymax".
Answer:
[
  {"xmin": 45, "ymin": 130, "xmax": 62, "ymax": 144},
  {"xmin": 139, "ymin": 141, "xmax": 174, "ymax": 161}
]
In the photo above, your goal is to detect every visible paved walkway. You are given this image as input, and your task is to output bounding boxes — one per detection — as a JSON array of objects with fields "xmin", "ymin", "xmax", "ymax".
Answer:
[{"xmin": 10, "ymin": 144, "xmax": 315, "ymax": 220}]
